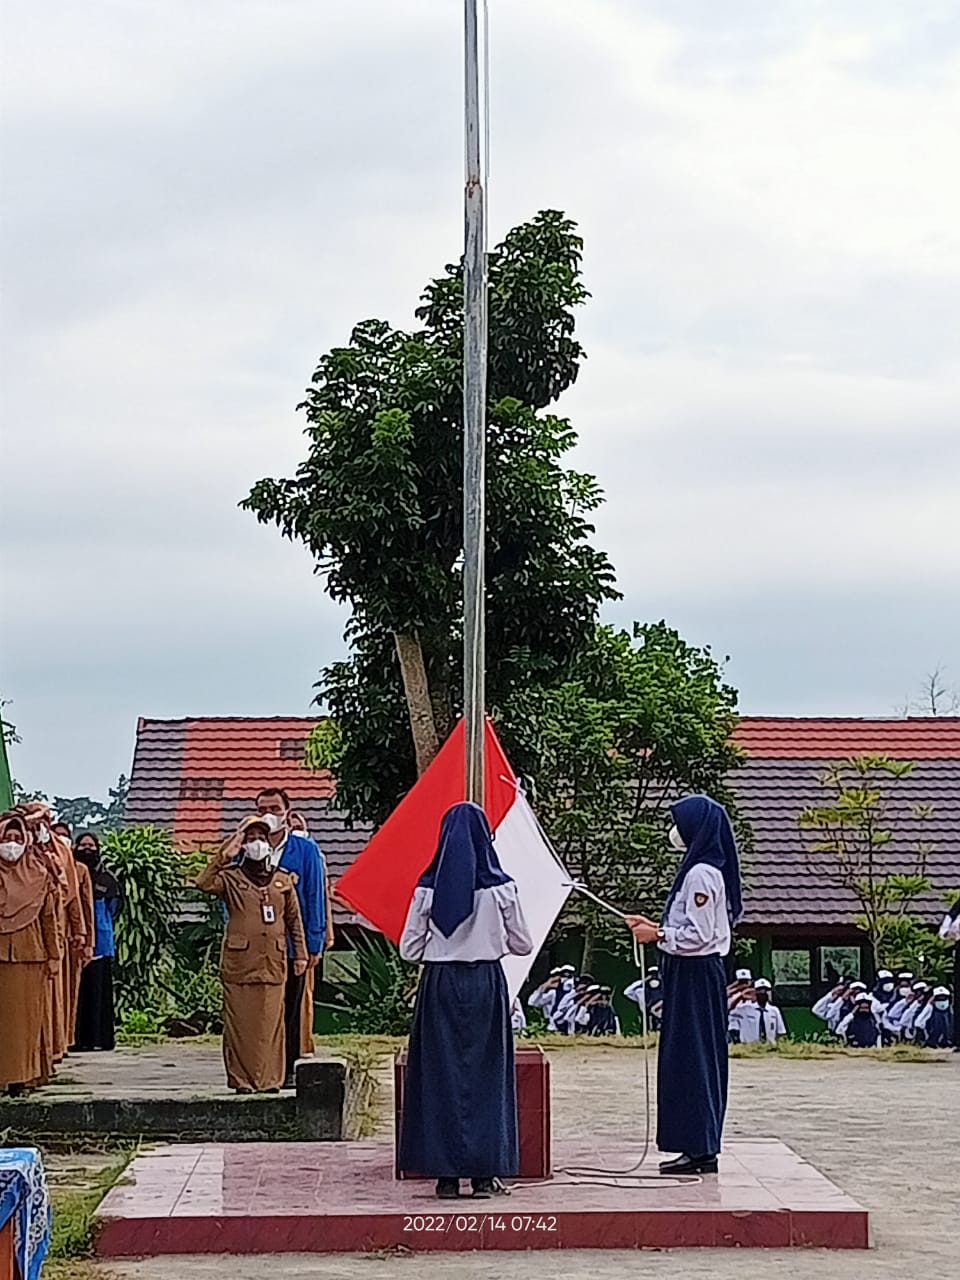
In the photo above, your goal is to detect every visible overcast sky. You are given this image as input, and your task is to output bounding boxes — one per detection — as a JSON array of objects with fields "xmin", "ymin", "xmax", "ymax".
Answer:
[{"xmin": 2, "ymin": 0, "xmax": 959, "ymax": 799}]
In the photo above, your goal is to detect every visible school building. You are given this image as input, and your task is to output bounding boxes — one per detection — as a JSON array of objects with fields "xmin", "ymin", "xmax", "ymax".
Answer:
[{"xmin": 125, "ymin": 714, "xmax": 960, "ymax": 1035}]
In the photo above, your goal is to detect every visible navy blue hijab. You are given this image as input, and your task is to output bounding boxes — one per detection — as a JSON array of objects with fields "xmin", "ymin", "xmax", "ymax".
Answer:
[
  {"xmin": 418, "ymin": 801, "xmax": 512, "ymax": 938},
  {"xmin": 664, "ymin": 795, "xmax": 744, "ymax": 925}
]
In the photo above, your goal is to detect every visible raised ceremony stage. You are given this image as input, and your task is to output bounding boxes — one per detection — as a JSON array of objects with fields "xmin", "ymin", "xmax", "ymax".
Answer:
[{"xmin": 95, "ymin": 1136, "xmax": 869, "ymax": 1255}]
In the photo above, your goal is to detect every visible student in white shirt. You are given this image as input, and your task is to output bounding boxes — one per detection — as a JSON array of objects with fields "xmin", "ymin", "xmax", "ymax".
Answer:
[
  {"xmin": 510, "ymin": 998, "xmax": 527, "ymax": 1034},
  {"xmin": 528, "ymin": 966, "xmax": 575, "ymax": 1031},
  {"xmin": 813, "ymin": 980, "xmax": 868, "ymax": 1034},
  {"xmin": 837, "ymin": 995, "xmax": 880, "ymax": 1047},
  {"xmin": 553, "ymin": 973, "xmax": 594, "ymax": 1033},
  {"xmin": 626, "ymin": 795, "xmax": 743, "ymax": 1178},
  {"xmin": 398, "ymin": 802, "xmax": 533, "ymax": 1201},
  {"xmin": 624, "ymin": 966, "xmax": 663, "ymax": 1031},
  {"xmin": 900, "ymin": 983, "xmax": 932, "ymax": 1041},
  {"xmin": 573, "ymin": 985, "xmax": 620, "ymax": 1035},
  {"xmin": 728, "ymin": 978, "xmax": 787, "ymax": 1044},
  {"xmin": 941, "ymin": 901, "xmax": 960, "ymax": 1051},
  {"xmin": 914, "ymin": 986, "xmax": 953, "ymax": 1047}
]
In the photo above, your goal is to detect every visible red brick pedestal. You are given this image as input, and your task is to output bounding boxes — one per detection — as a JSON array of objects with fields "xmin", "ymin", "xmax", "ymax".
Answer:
[{"xmin": 394, "ymin": 1045, "xmax": 552, "ymax": 1179}]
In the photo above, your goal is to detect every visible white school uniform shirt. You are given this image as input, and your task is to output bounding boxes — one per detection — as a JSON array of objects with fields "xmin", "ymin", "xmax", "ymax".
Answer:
[
  {"xmin": 939, "ymin": 912, "xmax": 960, "ymax": 942},
  {"xmin": 811, "ymin": 992, "xmax": 837, "ymax": 1023},
  {"xmin": 900, "ymin": 1000, "xmax": 926, "ymax": 1040},
  {"xmin": 399, "ymin": 881, "xmax": 533, "ymax": 963},
  {"xmin": 728, "ymin": 1001, "xmax": 787, "ymax": 1044},
  {"xmin": 511, "ymin": 1000, "xmax": 527, "ymax": 1032},
  {"xmin": 550, "ymin": 988, "xmax": 579, "ymax": 1030},
  {"xmin": 658, "ymin": 864, "xmax": 731, "ymax": 957},
  {"xmin": 882, "ymin": 997, "xmax": 910, "ymax": 1037},
  {"xmin": 529, "ymin": 977, "xmax": 572, "ymax": 1016}
]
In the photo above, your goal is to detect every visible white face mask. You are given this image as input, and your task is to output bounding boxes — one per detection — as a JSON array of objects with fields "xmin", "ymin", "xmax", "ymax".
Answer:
[
  {"xmin": 934, "ymin": 999, "xmax": 950, "ymax": 1011},
  {"xmin": 243, "ymin": 840, "xmax": 272, "ymax": 863},
  {"xmin": 0, "ymin": 841, "xmax": 26, "ymax": 863},
  {"xmin": 260, "ymin": 813, "xmax": 285, "ymax": 835},
  {"xmin": 37, "ymin": 825, "xmax": 52, "ymax": 844},
  {"xmin": 668, "ymin": 824, "xmax": 686, "ymax": 853}
]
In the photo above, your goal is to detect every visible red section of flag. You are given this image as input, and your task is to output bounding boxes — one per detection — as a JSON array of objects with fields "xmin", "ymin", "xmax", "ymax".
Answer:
[{"xmin": 335, "ymin": 720, "xmax": 518, "ymax": 942}]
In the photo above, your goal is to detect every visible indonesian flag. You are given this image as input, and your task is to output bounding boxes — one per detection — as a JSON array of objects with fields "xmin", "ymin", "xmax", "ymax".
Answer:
[{"xmin": 335, "ymin": 720, "xmax": 571, "ymax": 999}]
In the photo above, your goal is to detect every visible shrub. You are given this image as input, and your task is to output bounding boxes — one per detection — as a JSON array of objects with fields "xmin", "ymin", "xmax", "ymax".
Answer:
[
  {"xmin": 321, "ymin": 932, "xmax": 419, "ymax": 1035},
  {"xmin": 103, "ymin": 825, "xmax": 186, "ymax": 1015}
]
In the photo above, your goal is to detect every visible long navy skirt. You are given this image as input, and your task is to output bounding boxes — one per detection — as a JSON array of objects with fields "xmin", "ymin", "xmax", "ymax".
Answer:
[
  {"xmin": 656, "ymin": 953, "xmax": 728, "ymax": 1158},
  {"xmin": 398, "ymin": 960, "xmax": 518, "ymax": 1179}
]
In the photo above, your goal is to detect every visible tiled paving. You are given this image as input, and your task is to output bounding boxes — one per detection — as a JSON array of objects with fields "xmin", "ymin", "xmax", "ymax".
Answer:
[{"xmin": 96, "ymin": 1137, "xmax": 868, "ymax": 1254}]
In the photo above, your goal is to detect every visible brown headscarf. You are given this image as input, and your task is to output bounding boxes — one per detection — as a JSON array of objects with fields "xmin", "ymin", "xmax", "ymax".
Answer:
[
  {"xmin": 0, "ymin": 812, "xmax": 54, "ymax": 934},
  {"xmin": 17, "ymin": 802, "xmax": 81, "ymax": 904}
]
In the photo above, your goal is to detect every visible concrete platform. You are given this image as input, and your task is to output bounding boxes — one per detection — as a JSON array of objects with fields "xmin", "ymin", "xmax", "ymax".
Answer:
[{"xmin": 96, "ymin": 1137, "xmax": 868, "ymax": 1255}]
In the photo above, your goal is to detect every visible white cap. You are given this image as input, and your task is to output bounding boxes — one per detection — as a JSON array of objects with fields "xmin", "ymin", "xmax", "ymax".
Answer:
[
  {"xmin": 876, "ymin": 970, "xmax": 893, "ymax": 980},
  {"xmin": 560, "ymin": 964, "xmax": 576, "ymax": 973},
  {"xmin": 754, "ymin": 978, "xmax": 772, "ymax": 990},
  {"xmin": 912, "ymin": 981, "xmax": 928, "ymax": 992},
  {"xmin": 849, "ymin": 981, "xmax": 867, "ymax": 992},
  {"xmin": 735, "ymin": 969, "xmax": 752, "ymax": 981},
  {"xmin": 933, "ymin": 986, "xmax": 950, "ymax": 998},
  {"xmin": 586, "ymin": 984, "xmax": 601, "ymax": 993}
]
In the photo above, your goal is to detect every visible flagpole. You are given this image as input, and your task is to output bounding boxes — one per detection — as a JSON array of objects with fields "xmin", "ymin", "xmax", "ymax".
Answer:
[{"xmin": 463, "ymin": 0, "xmax": 487, "ymax": 805}]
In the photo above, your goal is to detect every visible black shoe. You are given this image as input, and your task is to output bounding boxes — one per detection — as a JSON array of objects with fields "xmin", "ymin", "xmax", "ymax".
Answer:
[
  {"xmin": 471, "ymin": 1179, "xmax": 494, "ymax": 1199},
  {"xmin": 659, "ymin": 1154, "xmax": 718, "ymax": 1176},
  {"xmin": 436, "ymin": 1179, "xmax": 460, "ymax": 1200},
  {"xmin": 283, "ymin": 1075, "xmax": 296, "ymax": 1090}
]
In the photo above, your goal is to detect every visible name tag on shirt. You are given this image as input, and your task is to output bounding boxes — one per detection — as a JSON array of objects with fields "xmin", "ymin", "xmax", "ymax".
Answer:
[{"xmin": 261, "ymin": 904, "xmax": 276, "ymax": 924}]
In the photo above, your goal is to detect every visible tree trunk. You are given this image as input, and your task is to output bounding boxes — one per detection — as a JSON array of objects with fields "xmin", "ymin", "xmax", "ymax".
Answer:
[
  {"xmin": 394, "ymin": 631, "xmax": 440, "ymax": 776},
  {"xmin": 580, "ymin": 921, "xmax": 596, "ymax": 978}
]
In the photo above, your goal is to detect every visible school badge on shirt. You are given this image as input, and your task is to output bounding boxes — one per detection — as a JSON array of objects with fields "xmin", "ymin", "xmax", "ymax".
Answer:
[
  {"xmin": 694, "ymin": 892, "xmax": 709, "ymax": 907},
  {"xmin": 261, "ymin": 903, "xmax": 276, "ymax": 924}
]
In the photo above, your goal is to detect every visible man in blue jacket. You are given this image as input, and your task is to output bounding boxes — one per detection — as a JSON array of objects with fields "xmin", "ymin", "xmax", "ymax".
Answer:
[{"xmin": 256, "ymin": 787, "xmax": 327, "ymax": 1085}]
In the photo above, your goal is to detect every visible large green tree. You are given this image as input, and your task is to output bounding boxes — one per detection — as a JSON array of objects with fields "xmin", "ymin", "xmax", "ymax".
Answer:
[
  {"xmin": 506, "ymin": 621, "xmax": 745, "ymax": 970},
  {"xmin": 244, "ymin": 211, "xmax": 618, "ymax": 823}
]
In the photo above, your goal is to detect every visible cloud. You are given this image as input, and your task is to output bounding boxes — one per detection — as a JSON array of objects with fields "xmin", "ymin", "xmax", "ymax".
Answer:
[{"xmin": 2, "ymin": 0, "xmax": 959, "ymax": 796}]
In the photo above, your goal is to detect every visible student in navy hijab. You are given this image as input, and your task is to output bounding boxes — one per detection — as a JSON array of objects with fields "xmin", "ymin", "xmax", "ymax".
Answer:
[
  {"xmin": 843, "ymin": 996, "xmax": 881, "ymax": 1048},
  {"xmin": 626, "ymin": 795, "xmax": 743, "ymax": 1176},
  {"xmin": 398, "ymin": 802, "xmax": 533, "ymax": 1200}
]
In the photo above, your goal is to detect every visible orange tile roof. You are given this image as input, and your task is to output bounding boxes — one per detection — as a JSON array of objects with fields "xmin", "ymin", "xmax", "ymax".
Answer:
[
  {"xmin": 125, "ymin": 714, "xmax": 960, "ymax": 930},
  {"xmin": 733, "ymin": 717, "xmax": 960, "ymax": 760}
]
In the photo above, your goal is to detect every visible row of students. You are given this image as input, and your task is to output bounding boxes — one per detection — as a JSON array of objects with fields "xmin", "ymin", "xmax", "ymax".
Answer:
[
  {"xmin": 812, "ymin": 971, "xmax": 955, "ymax": 1047},
  {"xmin": 527, "ymin": 967, "xmax": 621, "ymax": 1035}
]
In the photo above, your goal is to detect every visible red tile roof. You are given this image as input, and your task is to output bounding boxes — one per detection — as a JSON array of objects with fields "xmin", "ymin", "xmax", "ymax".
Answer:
[
  {"xmin": 125, "ymin": 715, "xmax": 960, "ymax": 932},
  {"xmin": 733, "ymin": 717, "xmax": 960, "ymax": 759}
]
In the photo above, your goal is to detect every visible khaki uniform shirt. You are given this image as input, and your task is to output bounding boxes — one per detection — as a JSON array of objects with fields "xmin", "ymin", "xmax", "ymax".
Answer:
[{"xmin": 197, "ymin": 864, "xmax": 307, "ymax": 985}]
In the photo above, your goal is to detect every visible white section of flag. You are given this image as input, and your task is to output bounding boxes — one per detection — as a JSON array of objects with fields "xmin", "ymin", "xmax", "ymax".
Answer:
[{"xmin": 493, "ymin": 790, "xmax": 572, "ymax": 1001}]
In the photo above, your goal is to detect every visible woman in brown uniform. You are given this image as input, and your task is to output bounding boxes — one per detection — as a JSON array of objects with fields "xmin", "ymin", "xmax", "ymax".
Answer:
[
  {"xmin": 197, "ymin": 819, "xmax": 308, "ymax": 1093},
  {"xmin": 18, "ymin": 803, "xmax": 87, "ymax": 1063},
  {"xmin": 0, "ymin": 812, "xmax": 61, "ymax": 1096},
  {"xmin": 53, "ymin": 822, "xmax": 96, "ymax": 1047}
]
